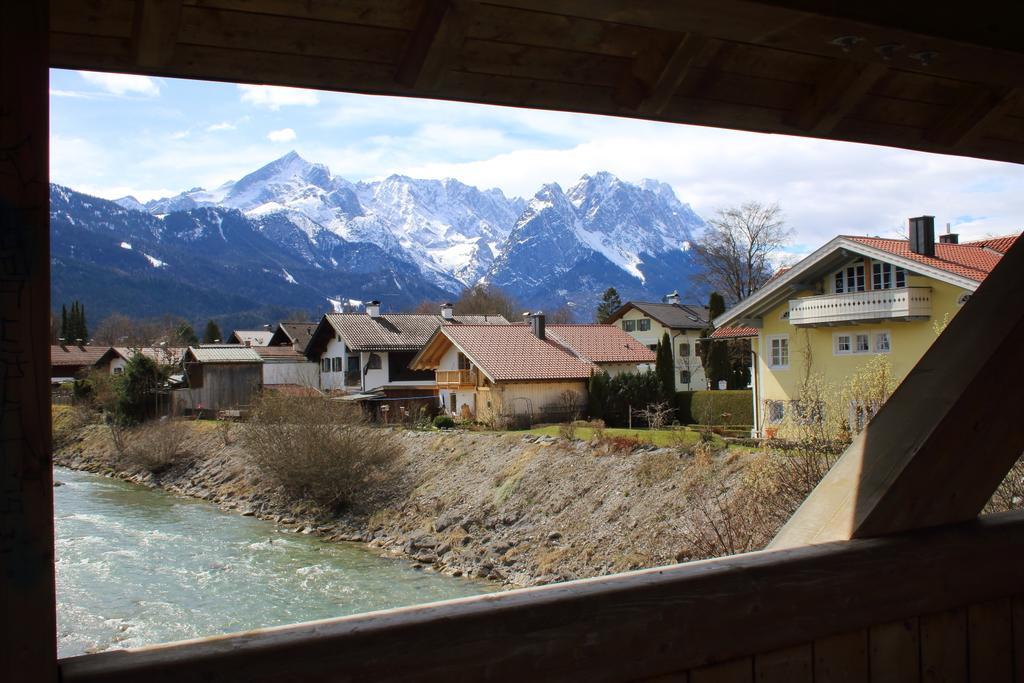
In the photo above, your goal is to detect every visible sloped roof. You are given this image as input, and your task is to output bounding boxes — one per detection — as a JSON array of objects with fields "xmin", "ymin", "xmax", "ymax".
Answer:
[
  {"xmin": 423, "ymin": 324, "xmax": 597, "ymax": 382},
  {"xmin": 606, "ymin": 301, "xmax": 709, "ymax": 329},
  {"xmin": 710, "ymin": 327, "xmax": 759, "ymax": 339},
  {"xmin": 253, "ymin": 346, "xmax": 309, "ymax": 362},
  {"xmin": 229, "ymin": 330, "xmax": 273, "ymax": 346},
  {"xmin": 320, "ymin": 313, "xmax": 509, "ymax": 353},
  {"xmin": 111, "ymin": 346, "xmax": 187, "ymax": 365},
  {"xmin": 547, "ymin": 324, "xmax": 657, "ymax": 364},
  {"xmin": 51, "ymin": 345, "xmax": 109, "ymax": 367},
  {"xmin": 715, "ymin": 233, "xmax": 1021, "ymax": 329},
  {"xmin": 271, "ymin": 321, "xmax": 318, "ymax": 351},
  {"xmin": 846, "ymin": 235, "xmax": 1017, "ymax": 281},
  {"xmin": 186, "ymin": 346, "xmax": 263, "ymax": 363}
]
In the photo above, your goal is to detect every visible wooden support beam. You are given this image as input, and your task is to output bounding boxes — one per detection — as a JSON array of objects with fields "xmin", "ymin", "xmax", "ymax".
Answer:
[
  {"xmin": 132, "ymin": 0, "xmax": 183, "ymax": 68},
  {"xmin": 0, "ymin": 2, "xmax": 56, "ymax": 681},
  {"xmin": 395, "ymin": 0, "xmax": 471, "ymax": 90},
  {"xmin": 57, "ymin": 512, "xmax": 1024, "ymax": 682},
  {"xmin": 771, "ymin": 235, "xmax": 1024, "ymax": 549},
  {"xmin": 635, "ymin": 33, "xmax": 709, "ymax": 115},
  {"xmin": 787, "ymin": 60, "xmax": 888, "ymax": 134},
  {"xmin": 926, "ymin": 86, "xmax": 1021, "ymax": 149}
]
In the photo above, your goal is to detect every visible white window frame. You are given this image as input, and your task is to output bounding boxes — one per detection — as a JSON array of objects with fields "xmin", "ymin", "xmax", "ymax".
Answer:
[
  {"xmin": 767, "ymin": 334, "xmax": 789, "ymax": 369},
  {"xmin": 855, "ymin": 333, "xmax": 870, "ymax": 353},
  {"xmin": 874, "ymin": 329, "xmax": 892, "ymax": 353},
  {"xmin": 833, "ymin": 263, "xmax": 866, "ymax": 293},
  {"xmin": 622, "ymin": 319, "xmax": 636, "ymax": 332},
  {"xmin": 834, "ymin": 333, "xmax": 852, "ymax": 355},
  {"xmin": 636, "ymin": 318, "xmax": 652, "ymax": 332}
]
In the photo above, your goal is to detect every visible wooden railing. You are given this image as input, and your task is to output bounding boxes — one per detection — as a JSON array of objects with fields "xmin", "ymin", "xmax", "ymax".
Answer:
[
  {"xmin": 58, "ymin": 511, "xmax": 1024, "ymax": 682},
  {"xmin": 436, "ymin": 369, "xmax": 477, "ymax": 387},
  {"xmin": 789, "ymin": 286, "xmax": 932, "ymax": 326}
]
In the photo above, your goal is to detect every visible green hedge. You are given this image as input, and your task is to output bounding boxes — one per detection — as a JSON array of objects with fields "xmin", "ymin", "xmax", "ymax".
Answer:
[
  {"xmin": 690, "ymin": 390, "xmax": 753, "ymax": 426},
  {"xmin": 671, "ymin": 391, "xmax": 695, "ymax": 425}
]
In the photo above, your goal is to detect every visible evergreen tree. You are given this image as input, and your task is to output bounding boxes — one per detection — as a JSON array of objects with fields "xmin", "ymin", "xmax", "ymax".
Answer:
[
  {"xmin": 173, "ymin": 322, "xmax": 199, "ymax": 347},
  {"xmin": 587, "ymin": 371, "xmax": 611, "ymax": 422},
  {"xmin": 78, "ymin": 301, "xmax": 88, "ymax": 341},
  {"xmin": 60, "ymin": 305, "xmax": 68, "ymax": 341},
  {"xmin": 203, "ymin": 319, "xmax": 222, "ymax": 344},
  {"xmin": 595, "ymin": 287, "xmax": 623, "ymax": 323},
  {"xmin": 655, "ymin": 331, "xmax": 675, "ymax": 397},
  {"xmin": 705, "ymin": 292, "xmax": 730, "ymax": 389}
]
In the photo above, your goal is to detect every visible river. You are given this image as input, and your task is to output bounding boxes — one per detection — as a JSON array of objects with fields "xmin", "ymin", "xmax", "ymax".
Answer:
[{"xmin": 54, "ymin": 466, "xmax": 494, "ymax": 658}]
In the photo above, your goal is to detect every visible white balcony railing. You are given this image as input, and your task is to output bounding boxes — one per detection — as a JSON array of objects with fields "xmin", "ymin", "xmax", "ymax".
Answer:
[{"xmin": 789, "ymin": 287, "xmax": 932, "ymax": 327}]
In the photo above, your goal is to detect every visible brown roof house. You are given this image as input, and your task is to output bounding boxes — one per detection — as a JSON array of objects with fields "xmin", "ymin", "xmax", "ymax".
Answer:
[
  {"xmin": 96, "ymin": 346, "xmax": 187, "ymax": 375},
  {"xmin": 304, "ymin": 301, "xmax": 508, "ymax": 395},
  {"xmin": 410, "ymin": 313, "xmax": 655, "ymax": 423},
  {"xmin": 50, "ymin": 344, "xmax": 110, "ymax": 382},
  {"xmin": 267, "ymin": 321, "xmax": 318, "ymax": 353},
  {"xmin": 228, "ymin": 329, "xmax": 274, "ymax": 346},
  {"xmin": 252, "ymin": 345, "xmax": 318, "ymax": 388}
]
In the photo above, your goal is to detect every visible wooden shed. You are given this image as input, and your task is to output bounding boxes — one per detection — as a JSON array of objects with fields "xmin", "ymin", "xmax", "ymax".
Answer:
[
  {"xmin": 173, "ymin": 345, "xmax": 263, "ymax": 415},
  {"xmin": 6, "ymin": 2, "xmax": 1024, "ymax": 682}
]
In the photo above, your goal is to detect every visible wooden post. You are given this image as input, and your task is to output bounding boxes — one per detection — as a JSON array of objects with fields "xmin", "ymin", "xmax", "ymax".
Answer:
[{"xmin": 0, "ymin": 1, "xmax": 56, "ymax": 681}]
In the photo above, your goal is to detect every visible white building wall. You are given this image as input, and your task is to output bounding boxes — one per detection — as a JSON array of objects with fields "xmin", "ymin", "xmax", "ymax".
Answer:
[
  {"xmin": 263, "ymin": 361, "xmax": 319, "ymax": 387},
  {"xmin": 617, "ymin": 309, "xmax": 708, "ymax": 390},
  {"xmin": 108, "ymin": 356, "xmax": 128, "ymax": 374},
  {"xmin": 319, "ymin": 337, "xmax": 354, "ymax": 391},
  {"xmin": 361, "ymin": 351, "xmax": 389, "ymax": 392}
]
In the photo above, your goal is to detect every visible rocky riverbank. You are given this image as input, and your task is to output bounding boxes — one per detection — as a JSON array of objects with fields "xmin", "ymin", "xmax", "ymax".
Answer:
[{"xmin": 54, "ymin": 413, "xmax": 755, "ymax": 587}]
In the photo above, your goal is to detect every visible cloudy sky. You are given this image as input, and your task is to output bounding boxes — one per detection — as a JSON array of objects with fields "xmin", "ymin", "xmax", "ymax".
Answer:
[{"xmin": 52, "ymin": 68, "xmax": 1024, "ymax": 254}]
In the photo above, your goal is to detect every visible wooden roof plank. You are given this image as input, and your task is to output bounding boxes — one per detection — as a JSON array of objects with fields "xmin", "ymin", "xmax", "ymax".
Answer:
[
  {"xmin": 181, "ymin": 0, "xmax": 422, "ymax": 31},
  {"xmin": 787, "ymin": 60, "xmax": 888, "ymax": 135},
  {"xmin": 636, "ymin": 33, "xmax": 709, "ymax": 115},
  {"xmin": 396, "ymin": 0, "xmax": 471, "ymax": 90},
  {"xmin": 926, "ymin": 86, "xmax": 1022, "ymax": 150},
  {"xmin": 133, "ymin": 0, "xmax": 183, "ymax": 68},
  {"xmin": 50, "ymin": 0, "xmax": 135, "ymax": 38}
]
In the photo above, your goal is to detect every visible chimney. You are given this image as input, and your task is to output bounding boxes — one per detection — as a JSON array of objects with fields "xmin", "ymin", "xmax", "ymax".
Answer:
[
  {"xmin": 526, "ymin": 311, "xmax": 546, "ymax": 340},
  {"xmin": 908, "ymin": 216, "xmax": 936, "ymax": 256},
  {"xmin": 665, "ymin": 290, "xmax": 681, "ymax": 305},
  {"xmin": 366, "ymin": 300, "xmax": 381, "ymax": 318},
  {"xmin": 440, "ymin": 302, "xmax": 454, "ymax": 320},
  {"xmin": 939, "ymin": 221, "xmax": 959, "ymax": 245}
]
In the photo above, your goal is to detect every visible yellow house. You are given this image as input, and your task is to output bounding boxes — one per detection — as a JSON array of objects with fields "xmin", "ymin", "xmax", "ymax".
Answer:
[
  {"xmin": 714, "ymin": 218, "xmax": 1019, "ymax": 436},
  {"xmin": 606, "ymin": 292, "xmax": 709, "ymax": 390}
]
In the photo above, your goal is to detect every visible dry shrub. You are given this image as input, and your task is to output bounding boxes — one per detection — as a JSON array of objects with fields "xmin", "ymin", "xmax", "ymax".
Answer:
[
  {"xmin": 683, "ymin": 442, "xmax": 842, "ymax": 558},
  {"xmin": 558, "ymin": 421, "xmax": 577, "ymax": 440},
  {"xmin": 52, "ymin": 406, "xmax": 95, "ymax": 449},
  {"xmin": 216, "ymin": 419, "xmax": 234, "ymax": 446},
  {"xmin": 243, "ymin": 394, "xmax": 401, "ymax": 510},
  {"xmin": 604, "ymin": 435, "xmax": 646, "ymax": 453},
  {"xmin": 987, "ymin": 455, "xmax": 1024, "ymax": 513},
  {"xmin": 124, "ymin": 418, "xmax": 190, "ymax": 473},
  {"xmin": 634, "ymin": 451, "xmax": 679, "ymax": 486}
]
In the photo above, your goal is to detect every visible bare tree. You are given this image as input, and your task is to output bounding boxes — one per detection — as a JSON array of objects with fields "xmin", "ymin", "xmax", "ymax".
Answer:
[
  {"xmin": 455, "ymin": 284, "xmax": 520, "ymax": 320},
  {"xmin": 691, "ymin": 201, "xmax": 793, "ymax": 303}
]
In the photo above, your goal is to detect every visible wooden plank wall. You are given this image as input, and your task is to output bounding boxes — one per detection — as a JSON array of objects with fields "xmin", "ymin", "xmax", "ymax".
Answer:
[{"xmin": 650, "ymin": 598, "xmax": 1023, "ymax": 683}]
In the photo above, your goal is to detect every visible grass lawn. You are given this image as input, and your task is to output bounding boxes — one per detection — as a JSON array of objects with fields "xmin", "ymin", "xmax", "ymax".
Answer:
[{"xmin": 525, "ymin": 425, "xmax": 704, "ymax": 447}]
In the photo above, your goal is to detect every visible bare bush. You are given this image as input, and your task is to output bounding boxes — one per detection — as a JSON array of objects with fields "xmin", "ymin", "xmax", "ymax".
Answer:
[
  {"xmin": 243, "ymin": 394, "xmax": 401, "ymax": 510},
  {"xmin": 124, "ymin": 418, "xmax": 190, "ymax": 473},
  {"xmin": 558, "ymin": 421, "xmax": 577, "ymax": 441},
  {"xmin": 216, "ymin": 419, "xmax": 234, "ymax": 446},
  {"xmin": 557, "ymin": 389, "xmax": 583, "ymax": 423},
  {"xmin": 683, "ymin": 441, "xmax": 842, "ymax": 558},
  {"xmin": 636, "ymin": 402, "xmax": 672, "ymax": 430}
]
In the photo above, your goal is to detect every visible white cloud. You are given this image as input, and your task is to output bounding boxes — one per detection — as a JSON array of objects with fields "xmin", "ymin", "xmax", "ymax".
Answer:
[
  {"xmin": 206, "ymin": 121, "xmax": 236, "ymax": 132},
  {"xmin": 238, "ymin": 84, "xmax": 318, "ymax": 110},
  {"xmin": 170, "ymin": 130, "xmax": 190, "ymax": 140},
  {"xmin": 78, "ymin": 71, "xmax": 160, "ymax": 97},
  {"xmin": 267, "ymin": 128, "xmax": 297, "ymax": 143}
]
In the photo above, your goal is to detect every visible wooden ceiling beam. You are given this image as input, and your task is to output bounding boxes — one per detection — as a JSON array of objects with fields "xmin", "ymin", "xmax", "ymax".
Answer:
[
  {"xmin": 395, "ymin": 0, "xmax": 471, "ymax": 90},
  {"xmin": 132, "ymin": 0, "xmax": 183, "ymax": 68},
  {"xmin": 926, "ymin": 86, "xmax": 1022, "ymax": 149},
  {"xmin": 634, "ymin": 33, "xmax": 709, "ymax": 116},
  {"xmin": 787, "ymin": 60, "xmax": 887, "ymax": 134},
  {"xmin": 488, "ymin": 0, "xmax": 1024, "ymax": 90},
  {"xmin": 771, "ymin": 234, "xmax": 1024, "ymax": 548}
]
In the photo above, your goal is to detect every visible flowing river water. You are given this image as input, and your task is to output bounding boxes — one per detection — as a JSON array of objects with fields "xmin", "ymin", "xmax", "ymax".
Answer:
[{"xmin": 54, "ymin": 466, "xmax": 495, "ymax": 658}]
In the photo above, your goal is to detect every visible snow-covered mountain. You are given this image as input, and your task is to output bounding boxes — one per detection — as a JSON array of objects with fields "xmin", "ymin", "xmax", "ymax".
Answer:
[{"xmin": 87, "ymin": 152, "xmax": 707, "ymax": 320}]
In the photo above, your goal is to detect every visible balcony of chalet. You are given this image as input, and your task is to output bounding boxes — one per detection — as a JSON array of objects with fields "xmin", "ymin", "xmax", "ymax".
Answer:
[
  {"xmin": 436, "ymin": 369, "xmax": 478, "ymax": 388},
  {"xmin": 789, "ymin": 287, "xmax": 932, "ymax": 327}
]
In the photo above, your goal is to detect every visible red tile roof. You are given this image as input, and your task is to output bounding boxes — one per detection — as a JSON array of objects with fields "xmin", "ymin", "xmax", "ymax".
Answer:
[
  {"xmin": 438, "ymin": 324, "xmax": 597, "ymax": 382},
  {"xmin": 711, "ymin": 326, "xmax": 759, "ymax": 339},
  {"xmin": 547, "ymin": 324, "xmax": 657, "ymax": 364},
  {"xmin": 846, "ymin": 234, "xmax": 1019, "ymax": 282},
  {"xmin": 253, "ymin": 345, "xmax": 308, "ymax": 360}
]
